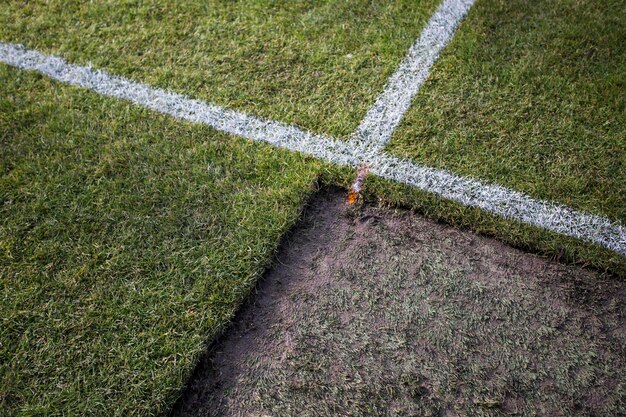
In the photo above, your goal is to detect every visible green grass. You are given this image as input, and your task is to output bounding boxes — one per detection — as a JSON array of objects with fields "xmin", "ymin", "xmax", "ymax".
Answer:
[
  {"xmin": 0, "ymin": 0, "xmax": 439, "ymax": 137},
  {"xmin": 386, "ymin": 0, "xmax": 626, "ymax": 221},
  {"xmin": 1, "ymin": 0, "xmax": 625, "ymax": 415},
  {"xmin": 0, "ymin": 66, "xmax": 321, "ymax": 415}
]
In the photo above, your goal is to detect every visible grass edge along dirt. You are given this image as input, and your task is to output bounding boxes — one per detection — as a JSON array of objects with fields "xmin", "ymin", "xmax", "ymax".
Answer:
[
  {"xmin": 171, "ymin": 188, "xmax": 626, "ymax": 416},
  {"xmin": 0, "ymin": 65, "xmax": 322, "ymax": 416},
  {"xmin": 0, "ymin": 65, "xmax": 623, "ymax": 417},
  {"xmin": 1, "ymin": 1, "xmax": 624, "ymax": 414},
  {"xmin": 323, "ymin": 167, "xmax": 626, "ymax": 277}
]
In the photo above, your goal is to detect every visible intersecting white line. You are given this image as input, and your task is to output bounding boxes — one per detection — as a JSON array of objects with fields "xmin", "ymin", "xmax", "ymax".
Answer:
[
  {"xmin": 1, "ymin": 0, "xmax": 625, "ymax": 259},
  {"xmin": 351, "ymin": 0, "xmax": 475, "ymax": 151},
  {"xmin": 1, "ymin": 42, "xmax": 624, "ymax": 255}
]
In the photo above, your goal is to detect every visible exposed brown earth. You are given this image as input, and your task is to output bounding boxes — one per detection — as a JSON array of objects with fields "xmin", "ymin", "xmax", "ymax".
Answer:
[{"xmin": 172, "ymin": 188, "xmax": 626, "ymax": 417}]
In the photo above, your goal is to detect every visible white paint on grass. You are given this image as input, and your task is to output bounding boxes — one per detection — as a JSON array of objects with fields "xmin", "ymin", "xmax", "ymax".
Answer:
[
  {"xmin": 0, "ymin": 43, "xmax": 358, "ymax": 166},
  {"xmin": 352, "ymin": 0, "xmax": 475, "ymax": 151},
  {"xmin": 1, "ymin": 42, "xmax": 625, "ymax": 255},
  {"xmin": 369, "ymin": 155, "xmax": 626, "ymax": 256}
]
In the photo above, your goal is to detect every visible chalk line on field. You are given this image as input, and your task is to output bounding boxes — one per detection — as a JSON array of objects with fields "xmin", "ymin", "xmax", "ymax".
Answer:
[
  {"xmin": 0, "ymin": 43, "xmax": 361, "ymax": 166},
  {"xmin": 351, "ymin": 0, "xmax": 475, "ymax": 151},
  {"xmin": 1, "ymin": 42, "xmax": 625, "ymax": 255},
  {"xmin": 369, "ymin": 155, "xmax": 626, "ymax": 256}
]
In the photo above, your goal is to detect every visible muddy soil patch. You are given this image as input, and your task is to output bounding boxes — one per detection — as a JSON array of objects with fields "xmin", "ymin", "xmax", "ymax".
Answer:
[{"xmin": 172, "ymin": 188, "xmax": 626, "ymax": 417}]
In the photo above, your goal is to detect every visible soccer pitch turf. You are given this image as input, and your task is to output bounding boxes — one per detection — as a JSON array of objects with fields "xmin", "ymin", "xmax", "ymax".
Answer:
[{"xmin": 1, "ymin": 0, "xmax": 625, "ymax": 415}]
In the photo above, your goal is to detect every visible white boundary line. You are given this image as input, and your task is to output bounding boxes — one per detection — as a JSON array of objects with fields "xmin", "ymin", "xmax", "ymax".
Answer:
[
  {"xmin": 351, "ymin": 0, "xmax": 475, "ymax": 150},
  {"xmin": 0, "ymin": 43, "xmax": 359, "ymax": 166},
  {"xmin": 1, "ymin": 42, "xmax": 624, "ymax": 255}
]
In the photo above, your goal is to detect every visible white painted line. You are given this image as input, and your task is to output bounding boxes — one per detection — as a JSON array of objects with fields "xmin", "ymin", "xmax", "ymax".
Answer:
[
  {"xmin": 369, "ymin": 154, "xmax": 626, "ymax": 255},
  {"xmin": 352, "ymin": 0, "xmax": 475, "ymax": 150},
  {"xmin": 1, "ymin": 42, "xmax": 625, "ymax": 255},
  {"xmin": 0, "ymin": 43, "xmax": 359, "ymax": 167}
]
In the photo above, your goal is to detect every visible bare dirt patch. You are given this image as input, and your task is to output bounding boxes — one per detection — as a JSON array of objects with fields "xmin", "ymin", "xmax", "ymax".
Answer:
[{"xmin": 171, "ymin": 188, "xmax": 626, "ymax": 417}]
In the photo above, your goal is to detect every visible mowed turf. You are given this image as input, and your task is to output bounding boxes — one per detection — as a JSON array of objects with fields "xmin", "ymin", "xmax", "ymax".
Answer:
[
  {"xmin": 0, "ymin": 66, "xmax": 321, "ymax": 415},
  {"xmin": 0, "ymin": 0, "xmax": 439, "ymax": 137},
  {"xmin": 1, "ymin": 0, "xmax": 626, "ymax": 415},
  {"xmin": 386, "ymin": 0, "xmax": 625, "ymax": 221}
]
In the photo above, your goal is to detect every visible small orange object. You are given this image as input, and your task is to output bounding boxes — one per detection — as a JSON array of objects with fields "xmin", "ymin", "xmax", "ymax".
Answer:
[
  {"xmin": 347, "ymin": 190, "xmax": 357, "ymax": 205},
  {"xmin": 347, "ymin": 164, "xmax": 369, "ymax": 205}
]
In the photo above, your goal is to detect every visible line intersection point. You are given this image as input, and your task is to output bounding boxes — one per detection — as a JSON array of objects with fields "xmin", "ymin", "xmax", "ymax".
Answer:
[{"xmin": 1, "ymin": 0, "xmax": 625, "ymax": 256}]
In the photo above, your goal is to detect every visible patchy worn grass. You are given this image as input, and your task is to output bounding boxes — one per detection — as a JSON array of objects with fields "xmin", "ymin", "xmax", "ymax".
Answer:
[
  {"xmin": 386, "ymin": 0, "xmax": 626, "ymax": 221},
  {"xmin": 0, "ymin": 0, "xmax": 439, "ymax": 137},
  {"xmin": 0, "ymin": 66, "xmax": 321, "ymax": 416},
  {"xmin": 176, "ymin": 190, "xmax": 626, "ymax": 416}
]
